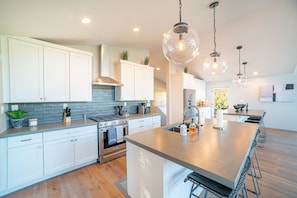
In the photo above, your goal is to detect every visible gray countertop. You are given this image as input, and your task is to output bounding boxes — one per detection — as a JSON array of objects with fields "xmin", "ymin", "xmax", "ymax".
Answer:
[
  {"xmin": 0, "ymin": 113, "xmax": 160, "ymax": 138},
  {"xmin": 0, "ymin": 120, "xmax": 97, "ymax": 138},
  {"xmin": 223, "ymin": 109, "xmax": 265, "ymax": 117},
  {"xmin": 125, "ymin": 118, "xmax": 258, "ymax": 189}
]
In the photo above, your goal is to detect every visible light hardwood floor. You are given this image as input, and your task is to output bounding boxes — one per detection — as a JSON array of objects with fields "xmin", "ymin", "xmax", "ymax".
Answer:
[{"xmin": 4, "ymin": 128, "xmax": 297, "ymax": 198}]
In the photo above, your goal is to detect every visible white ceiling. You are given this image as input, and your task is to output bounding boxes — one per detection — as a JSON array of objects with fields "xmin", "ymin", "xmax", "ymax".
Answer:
[{"xmin": 1, "ymin": 0, "xmax": 297, "ymax": 82}]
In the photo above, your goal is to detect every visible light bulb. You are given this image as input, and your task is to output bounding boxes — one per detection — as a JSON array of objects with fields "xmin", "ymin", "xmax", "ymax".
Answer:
[{"xmin": 178, "ymin": 34, "xmax": 186, "ymax": 51}]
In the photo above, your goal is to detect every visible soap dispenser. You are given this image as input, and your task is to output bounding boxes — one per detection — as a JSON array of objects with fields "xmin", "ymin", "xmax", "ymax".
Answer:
[{"xmin": 180, "ymin": 121, "xmax": 187, "ymax": 136}]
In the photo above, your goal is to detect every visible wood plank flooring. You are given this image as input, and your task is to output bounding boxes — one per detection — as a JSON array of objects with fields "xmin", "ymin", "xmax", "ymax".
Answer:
[{"xmin": 4, "ymin": 128, "xmax": 297, "ymax": 198}]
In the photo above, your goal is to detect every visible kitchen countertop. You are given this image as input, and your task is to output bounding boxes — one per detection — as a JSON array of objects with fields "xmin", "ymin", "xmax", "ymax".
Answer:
[
  {"xmin": 0, "ymin": 113, "xmax": 161, "ymax": 138},
  {"xmin": 0, "ymin": 120, "xmax": 97, "ymax": 138},
  {"xmin": 223, "ymin": 109, "xmax": 265, "ymax": 118},
  {"xmin": 125, "ymin": 118, "xmax": 258, "ymax": 189}
]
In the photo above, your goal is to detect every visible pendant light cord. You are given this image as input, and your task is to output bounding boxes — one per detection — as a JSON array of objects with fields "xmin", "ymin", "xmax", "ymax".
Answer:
[
  {"xmin": 179, "ymin": 0, "xmax": 182, "ymax": 23},
  {"xmin": 213, "ymin": 5, "xmax": 216, "ymax": 53}
]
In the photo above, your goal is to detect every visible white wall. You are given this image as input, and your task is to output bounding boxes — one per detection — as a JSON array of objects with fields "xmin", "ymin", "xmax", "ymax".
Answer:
[{"xmin": 206, "ymin": 69, "xmax": 297, "ymax": 132}]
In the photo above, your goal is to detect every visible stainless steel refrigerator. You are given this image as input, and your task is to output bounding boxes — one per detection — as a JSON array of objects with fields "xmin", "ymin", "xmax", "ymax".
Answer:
[{"xmin": 183, "ymin": 89, "xmax": 197, "ymax": 123}]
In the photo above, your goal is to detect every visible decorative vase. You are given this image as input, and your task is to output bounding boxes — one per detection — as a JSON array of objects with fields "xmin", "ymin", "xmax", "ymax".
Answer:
[{"xmin": 10, "ymin": 118, "xmax": 24, "ymax": 129}]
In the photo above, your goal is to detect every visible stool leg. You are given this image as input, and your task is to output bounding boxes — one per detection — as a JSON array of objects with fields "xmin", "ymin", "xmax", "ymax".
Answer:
[
  {"xmin": 248, "ymin": 158, "xmax": 261, "ymax": 197},
  {"xmin": 253, "ymin": 149, "xmax": 262, "ymax": 179}
]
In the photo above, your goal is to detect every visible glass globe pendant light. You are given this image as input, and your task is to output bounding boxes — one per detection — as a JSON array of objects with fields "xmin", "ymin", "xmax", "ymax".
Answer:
[
  {"xmin": 203, "ymin": 1, "xmax": 228, "ymax": 75},
  {"xmin": 232, "ymin": 45, "xmax": 244, "ymax": 86},
  {"xmin": 162, "ymin": 0, "xmax": 199, "ymax": 65}
]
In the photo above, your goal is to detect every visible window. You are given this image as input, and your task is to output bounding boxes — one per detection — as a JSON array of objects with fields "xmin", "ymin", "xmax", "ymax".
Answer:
[{"xmin": 213, "ymin": 88, "xmax": 228, "ymax": 110}]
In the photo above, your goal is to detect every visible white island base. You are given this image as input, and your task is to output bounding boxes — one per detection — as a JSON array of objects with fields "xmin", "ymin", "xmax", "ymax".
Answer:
[{"xmin": 127, "ymin": 142, "xmax": 203, "ymax": 198}]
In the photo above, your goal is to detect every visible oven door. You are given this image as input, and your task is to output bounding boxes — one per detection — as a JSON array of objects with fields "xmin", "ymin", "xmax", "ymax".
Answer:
[{"xmin": 99, "ymin": 124, "xmax": 128, "ymax": 156}]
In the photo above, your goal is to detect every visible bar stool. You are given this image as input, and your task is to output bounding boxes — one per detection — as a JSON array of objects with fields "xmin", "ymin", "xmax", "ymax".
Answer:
[
  {"xmin": 184, "ymin": 156, "xmax": 251, "ymax": 198},
  {"xmin": 247, "ymin": 130, "xmax": 262, "ymax": 197}
]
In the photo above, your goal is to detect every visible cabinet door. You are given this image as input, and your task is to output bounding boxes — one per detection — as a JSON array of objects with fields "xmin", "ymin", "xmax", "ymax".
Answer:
[
  {"xmin": 135, "ymin": 66, "xmax": 154, "ymax": 100},
  {"xmin": 152, "ymin": 115, "xmax": 161, "ymax": 128},
  {"xmin": 116, "ymin": 62, "xmax": 135, "ymax": 100},
  {"xmin": 134, "ymin": 66, "xmax": 144, "ymax": 100},
  {"xmin": 143, "ymin": 67, "xmax": 154, "ymax": 100},
  {"xmin": 44, "ymin": 138, "xmax": 74, "ymax": 176},
  {"xmin": 0, "ymin": 138, "xmax": 7, "ymax": 192},
  {"xmin": 74, "ymin": 132, "xmax": 98, "ymax": 165},
  {"xmin": 7, "ymin": 143, "xmax": 43, "ymax": 188},
  {"xmin": 8, "ymin": 38, "xmax": 43, "ymax": 102},
  {"xmin": 70, "ymin": 52, "xmax": 92, "ymax": 101},
  {"xmin": 183, "ymin": 73, "xmax": 194, "ymax": 89},
  {"xmin": 43, "ymin": 47, "xmax": 69, "ymax": 102}
]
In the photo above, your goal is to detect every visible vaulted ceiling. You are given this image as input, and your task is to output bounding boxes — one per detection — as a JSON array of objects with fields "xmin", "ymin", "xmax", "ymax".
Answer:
[{"xmin": 1, "ymin": 0, "xmax": 296, "ymax": 82}]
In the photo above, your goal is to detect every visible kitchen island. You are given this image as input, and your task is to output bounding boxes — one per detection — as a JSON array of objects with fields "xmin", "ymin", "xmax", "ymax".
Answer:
[
  {"xmin": 223, "ymin": 109, "xmax": 266, "ymax": 122},
  {"xmin": 125, "ymin": 119, "xmax": 259, "ymax": 197}
]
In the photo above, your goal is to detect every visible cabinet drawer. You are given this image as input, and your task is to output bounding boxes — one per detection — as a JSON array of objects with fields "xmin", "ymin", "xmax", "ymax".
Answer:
[
  {"xmin": 77, "ymin": 125, "xmax": 97, "ymax": 136},
  {"xmin": 8, "ymin": 133, "xmax": 42, "ymax": 148},
  {"xmin": 129, "ymin": 117, "xmax": 152, "ymax": 127},
  {"xmin": 44, "ymin": 128, "xmax": 79, "ymax": 142}
]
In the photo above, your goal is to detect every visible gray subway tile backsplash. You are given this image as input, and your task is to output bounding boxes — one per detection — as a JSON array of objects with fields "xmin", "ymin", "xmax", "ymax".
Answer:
[{"xmin": 8, "ymin": 86, "xmax": 142, "ymax": 127}]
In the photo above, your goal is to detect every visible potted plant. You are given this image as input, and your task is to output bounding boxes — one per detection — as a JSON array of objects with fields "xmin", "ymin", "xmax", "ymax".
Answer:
[
  {"xmin": 6, "ymin": 109, "xmax": 27, "ymax": 128},
  {"xmin": 144, "ymin": 56, "xmax": 149, "ymax": 65},
  {"xmin": 122, "ymin": 50, "xmax": 128, "ymax": 60}
]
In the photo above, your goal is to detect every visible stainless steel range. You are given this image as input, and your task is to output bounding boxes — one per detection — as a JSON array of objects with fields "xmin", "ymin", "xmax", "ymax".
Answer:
[{"xmin": 89, "ymin": 115, "xmax": 128, "ymax": 163}]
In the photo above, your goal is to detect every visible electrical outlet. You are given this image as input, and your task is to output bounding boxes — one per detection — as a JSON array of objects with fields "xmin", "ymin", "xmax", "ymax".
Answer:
[
  {"xmin": 11, "ymin": 105, "xmax": 18, "ymax": 111},
  {"xmin": 63, "ymin": 103, "xmax": 68, "ymax": 109}
]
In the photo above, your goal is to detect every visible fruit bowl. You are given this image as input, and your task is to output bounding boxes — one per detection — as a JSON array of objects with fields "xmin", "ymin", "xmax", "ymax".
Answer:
[{"xmin": 233, "ymin": 104, "xmax": 246, "ymax": 112}]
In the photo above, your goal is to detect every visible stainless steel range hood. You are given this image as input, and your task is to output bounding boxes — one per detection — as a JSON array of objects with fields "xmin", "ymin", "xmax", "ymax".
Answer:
[{"xmin": 92, "ymin": 45, "xmax": 123, "ymax": 86}]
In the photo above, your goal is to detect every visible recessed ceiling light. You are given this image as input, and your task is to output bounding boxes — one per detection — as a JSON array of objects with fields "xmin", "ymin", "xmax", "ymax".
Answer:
[
  {"xmin": 253, "ymin": 72, "xmax": 258, "ymax": 75},
  {"xmin": 133, "ymin": 27, "xmax": 140, "ymax": 32},
  {"xmin": 81, "ymin": 18, "xmax": 91, "ymax": 24}
]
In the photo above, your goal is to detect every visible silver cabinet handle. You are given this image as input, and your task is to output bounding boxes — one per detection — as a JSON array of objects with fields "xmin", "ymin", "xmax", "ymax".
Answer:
[{"xmin": 20, "ymin": 138, "xmax": 32, "ymax": 142}]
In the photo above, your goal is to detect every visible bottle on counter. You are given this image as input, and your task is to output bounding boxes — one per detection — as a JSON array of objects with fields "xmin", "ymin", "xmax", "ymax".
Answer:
[
  {"xmin": 180, "ymin": 121, "xmax": 187, "ymax": 136},
  {"xmin": 189, "ymin": 118, "xmax": 197, "ymax": 134}
]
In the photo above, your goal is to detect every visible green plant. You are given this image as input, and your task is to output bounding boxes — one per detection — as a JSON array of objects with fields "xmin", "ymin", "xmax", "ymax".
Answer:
[
  {"xmin": 144, "ymin": 56, "xmax": 149, "ymax": 65},
  {"xmin": 122, "ymin": 50, "xmax": 128, "ymax": 60},
  {"xmin": 6, "ymin": 110, "xmax": 27, "ymax": 119}
]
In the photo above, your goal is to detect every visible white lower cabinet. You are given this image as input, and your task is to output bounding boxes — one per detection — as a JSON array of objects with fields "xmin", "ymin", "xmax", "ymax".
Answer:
[
  {"xmin": 7, "ymin": 133, "xmax": 43, "ymax": 188},
  {"xmin": 0, "ymin": 138, "xmax": 7, "ymax": 194},
  {"xmin": 128, "ymin": 115, "xmax": 161, "ymax": 135},
  {"xmin": 152, "ymin": 115, "xmax": 161, "ymax": 128},
  {"xmin": 44, "ymin": 125, "xmax": 98, "ymax": 176}
]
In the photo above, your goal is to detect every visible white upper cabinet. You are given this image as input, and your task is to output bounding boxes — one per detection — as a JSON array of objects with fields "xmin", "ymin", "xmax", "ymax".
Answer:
[
  {"xmin": 5, "ymin": 36, "xmax": 92, "ymax": 103},
  {"xmin": 8, "ymin": 38, "xmax": 44, "ymax": 102},
  {"xmin": 115, "ymin": 61, "xmax": 135, "ymax": 100},
  {"xmin": 69, "ymin": 52, "xmax": 92, "ymax": 101},
  {"xmin": 115, "ymin": 60, "xmax": 154, "ymax": 101},
  {"xmin": 193, "ymin": 78, "xmax": 206, "ymax": 100},
  {"xmin": 182, "ymin": 73, "xmax": 194, "ymax": 89},
  {"xmin": 134, "ymin": 65, "xmax": 154, "ymax": 100},
  {"xmin": 44, "ymin": 46, "xmax": 70, "ymax": 101}
]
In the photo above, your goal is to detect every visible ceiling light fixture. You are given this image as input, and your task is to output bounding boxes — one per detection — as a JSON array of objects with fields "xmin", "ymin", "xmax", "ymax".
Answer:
[
  {"xmin": 133, "ymin": 27, "xmax": 140, "ymax": 32},
  {"xmin": 81, "ymin": 18, "xmax": 91, "ymax": 24},
  {"xmin": 203, "ymin": 1, "xmax": 227, "ymax": 76},
  {"xmin": 162, "ymin": 0, "xmax": 199, "ymax": 65},
  {"xmin": 233, "ymin": 45, "xmax": 244, "ymax": 86}
]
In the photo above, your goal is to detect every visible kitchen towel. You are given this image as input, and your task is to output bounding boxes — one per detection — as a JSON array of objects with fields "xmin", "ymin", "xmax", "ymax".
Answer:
[
  {"xmin": 217, "ymin": 109, "xmax": 223, "ymax": 128},
  {"xmin": 116, "ymin": 126, "xmax": 124, "ymax": 143},
  {"xmin": 108, "ymin": 127, "xmax": 117, "ymax": 146}
]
